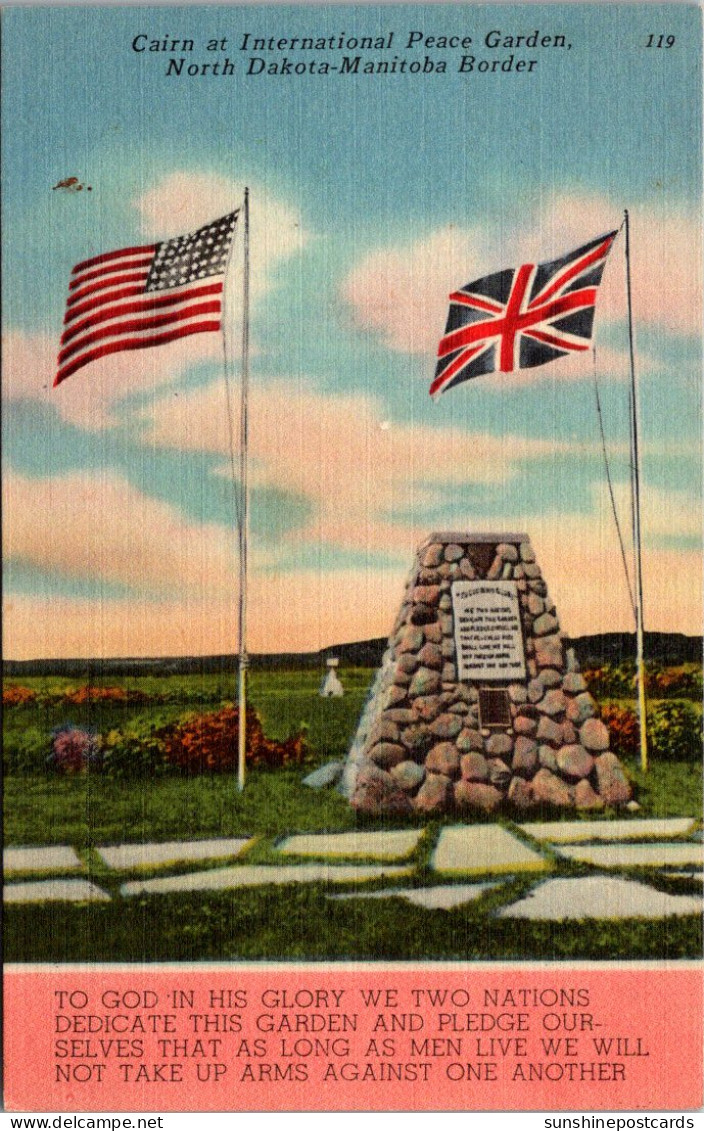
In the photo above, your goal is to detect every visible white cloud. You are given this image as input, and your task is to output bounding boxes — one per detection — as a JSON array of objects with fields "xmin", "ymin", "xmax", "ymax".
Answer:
[
  {"xmin": 2, "ymin": 328, "xmax": 222, "ymax": 431},
  {"xmin": 140, "ymin": 376, "xmax": 599, "ymax": 560},
  {"xmin": 3, "ymin": 470, "xmax": 236, "ymax": 597},
  {"xmin": 593, "ymin": 480, "xmax": 702, "ymax": 542},
  {"xmin": 134, "ymin": 171, "xmax": 309, "ymax": 302},
  {"xmin": 4, "ymin": 499, "xmax": 700, "ymax": 659}
]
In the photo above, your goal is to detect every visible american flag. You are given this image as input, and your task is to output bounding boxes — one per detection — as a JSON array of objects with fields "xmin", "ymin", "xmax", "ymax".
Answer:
[
  {"xmin": 430, "ymin": 230, "xmax": 618, "ymax": 398},
  {"xmin": 55, "ymin": 211, "xmax": 239, "ymax": 386}
]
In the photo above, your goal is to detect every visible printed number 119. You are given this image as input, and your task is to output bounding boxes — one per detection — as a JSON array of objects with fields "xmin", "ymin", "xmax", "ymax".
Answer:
[{"xmin": 646, "ymin": 34, "xmax": 675, "ymax": 47}]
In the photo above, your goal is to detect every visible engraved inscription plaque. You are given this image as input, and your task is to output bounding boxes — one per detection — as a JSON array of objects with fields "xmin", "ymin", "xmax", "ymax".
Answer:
[{"xmin": 451, "ymin": 580, "xmax": 526, "ymax": 681}]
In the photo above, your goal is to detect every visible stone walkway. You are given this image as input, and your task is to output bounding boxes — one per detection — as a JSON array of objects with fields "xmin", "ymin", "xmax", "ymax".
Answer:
[{"xmin": 4, "ymin": 817, "xmax": 702, "ymax": 921}]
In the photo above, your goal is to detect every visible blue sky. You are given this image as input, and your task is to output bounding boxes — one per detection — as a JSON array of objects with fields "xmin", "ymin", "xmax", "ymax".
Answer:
[{"xmin": 2, "ymin": 2, "xmax": 702, "ymax": 657}]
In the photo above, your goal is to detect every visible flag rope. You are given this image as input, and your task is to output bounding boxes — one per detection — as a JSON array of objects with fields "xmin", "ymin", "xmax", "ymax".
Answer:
[
  {"xmin": 623, "ymin": 209, "xmax": 649, "ymax": 774},
  {"xmin": 221, "ymin": 235, "xmax": 243, "ymax": 536},
  {"xmin": 592, "ymin": 346, "xmax": 636, "ymax": 620}
]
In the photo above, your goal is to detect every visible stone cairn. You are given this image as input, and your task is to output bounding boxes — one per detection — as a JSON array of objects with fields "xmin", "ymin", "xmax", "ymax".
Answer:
[{"xmin": 341, "ymin": 533, "xmax": 632, "ymax": 816}]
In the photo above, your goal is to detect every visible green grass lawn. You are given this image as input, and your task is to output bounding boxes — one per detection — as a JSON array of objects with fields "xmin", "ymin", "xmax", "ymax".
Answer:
[
  {"xmin": 3, "ymin": 757, "xmax": 701, "ymax": 849},
  {"xmin": 4, "ymin": 665, "xmax": 702, "ymax": 963},
  {"xmin": 5, "ymin": 871, "xmax": 701, "ymax": 964},
  {"xmin": 4, "ymin": 666, "xmax": 702, "ymax": 845},
  {"xmin": 3, "ymin": 769, "xmax": 359, "ymax": 846}
]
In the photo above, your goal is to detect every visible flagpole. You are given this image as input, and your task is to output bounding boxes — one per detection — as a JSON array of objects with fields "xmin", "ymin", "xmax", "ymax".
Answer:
[
  {"xmin": 623, "ymin": 209, "xmax": 649, "ymax": 773},
  {"xmin": 237, "ymin": 187, "xmax": 250, "ymax": 791}
]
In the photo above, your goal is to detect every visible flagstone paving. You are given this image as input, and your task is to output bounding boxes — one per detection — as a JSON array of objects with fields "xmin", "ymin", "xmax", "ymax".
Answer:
[
  {"xmin": 5, "ymin": 818, "xmax": 703, "ymax": 923},
  {"xmin": 495, "ymin": 876, "xmax": 704, "ymax": 920},
  {"xmin": 121, "ymin": 863, "xmax": 411, "ymax": 897},
  {"xmin": 4, "ymin": 846, "xmax": 83, "ymax": 874},
  {"xmin": 432, "ymin": 825, "xmax": 548, "ymax": 874},
  {"xmin": 556, "ymin": 842, "xmax": 704, "ymax": 869},
  {"xmin": 5, "ymin": 879, "xmax": 111, "ymax": 903},
  {"xmin": 97, "ymin": 837, "xmax": 253, "ymax": 870},
  {"xmin": 520, "ymin": 817, "xmax": 696, "ymax": 844},
  {"xmin": 277, "ymin": 829, "xmax": 422, "ymax": 859},
  {"xmin": 328, "ymin": 882, "xmax": 502, "ymax": 909}
]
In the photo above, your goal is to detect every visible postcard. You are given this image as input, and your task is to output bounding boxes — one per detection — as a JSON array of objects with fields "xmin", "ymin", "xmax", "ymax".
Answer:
[{"xmin": 2, "ymin": 0, "xmax": 702, "ymax": 1114}]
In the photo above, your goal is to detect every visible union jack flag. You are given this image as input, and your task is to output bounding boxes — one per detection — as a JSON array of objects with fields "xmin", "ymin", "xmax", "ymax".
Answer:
[{"xmin": 430, "ymin": 230, "xmax": 618, "ymax": 397}]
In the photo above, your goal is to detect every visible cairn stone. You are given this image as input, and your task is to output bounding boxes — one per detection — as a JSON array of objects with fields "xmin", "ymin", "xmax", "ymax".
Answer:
[
  {"xmin": 574, "ymin": 778, "xmax": 605, "ymax": 810},
  {"xmin": 487, "ymin": 758, "xmax": 512, "ymax": 789},
  {"xmin": 535, "ymin": 634, "xmax": 564, "ymax": 670},
  {"xmin": 409, "ymin": 667, "xmax": 442, "ymax": 697},
  {"xmin": 561, "ymin": 721, "xmax": 578, "ymax": 745},
  {"xmin": 411, "ymin": 603, "xmax": 437, "ymax": 626},
  {"xmin": 426, "ymin": 742, "xmax": 461, "ymax": 778},
  {"xmin": 512, "ymin": 736, "xmax": 539, "ymax": 777},
  {"xmin": 537, "ymin": 689, "xmax": 567, "ymax": 717},
  {"xmin": 400, "ymin": 725, "xmax": 434, "ymax": 760},
  {"xmin": 533, "ymin": 612, "xmax": 560, "ymax": 637},
  {"xmin": 369, "ymin": 742, "xmax": 407, "ymax": 770},
  {"xmin": 430, "ymin": 713, "xmax": 464, "ymax": 740},
  {"xmin": 345, "ymin": 533, "xmax": 632, "ymax": 814},
  {"xmin": 460, "ymin": 752, "xmax": 490, "ymax": 782},
  {"xmin": 538, "ymin": 745, "xmax": 559, "ymax": 772},
  {"xmin": 562, "ymin": 672, "xmax": 588, "ymax": 694},
  {"xmin": 387, "ymin": 685, "xmax": 409, "ymax": 708},
  {"xmin": 595, "ymin": 752, "xmax": 632, "ymax": 805},
  {"xmin": 514, "ymin": 715, "xmax": 538, "ymax": 737},
  {"xmin": 454, "ymin": 780, "xmax": 502, "ymax": 813},
  {"xmin": 520, "ymin": 542, "xmax": 536, "ymax": 563},
  {"xmin": 579, "ymin": 718, "xmax": 610, "ymax": 752},
  {"xmin": 351, "ymin": 765, "xmax": 413, "ymax": 815},
  {"xmin": 422, "ymin": 544, "xmax": 444, "ymax": 568},
  {"xmin": 556, "ymin": 744, "xmax": 595, "ymax": 781},
  {"xmin": 418, "ymin": 642, "xmax": 443, "ymax": 669},
  {"xmin": 391, "ymin": 760, "xmax": 426, "ymax": 793},
  {"xmin": 508, "ymin": 776, "xmax": 536, "ymax": 809},
  {"xmin": 536, "ymin": 716, "xmax": 563, "ymax": 746},
  {"xmin": 486, "ymin": 733, "xmax": 513, "ymax": 758},
  {"xmin": 538, "ymin": 668, "xmax": 563, "ymax": 689},
  {"xmin": 456, "ymin": 727, "xmax": 485, "ymax": 753},
  {"xmin": 397, "ymin": 652, "xmax": 419, "ymax": 676},
  {"xmin": 532, "ymin": 768, "xmax": 574, "ymax": 808},
  {"xmin": 424, "ymin": 622, "xmax": 443, "ymax": 644},
  {"xmin": 397, "ymin": 626, "xmax": 425, "ymax": 654},
  {"xmin": 445, "ymin": 543, "xmax": 464, "ymax": 562},
  {"xmin": 414, "ymin": 773, "xmax": 453, "ymax": 813}
]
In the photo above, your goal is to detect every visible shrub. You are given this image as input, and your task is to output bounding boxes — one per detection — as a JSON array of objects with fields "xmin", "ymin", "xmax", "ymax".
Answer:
[
  {"xmin": 3, "ymin": 685, "xmax": 37, "ymax": 706},
  {"xmin": 583, "ymin": 664, "xmax": 636, "ymax": 699},
  {"xmin": 647, "ymin": 700, "xmax": 702, "ymax": 763},
  {"xmin": 3, "ymin": 726, "xmax": 48, "ymax": 774},
  {"xmin": 47, "ymin": 725, "xmax": 101, "ymax": 774},
  {"xmin": 157, "ymin": 706, "xmax": 309, "ymax": 774},
  {"xmin": 649, "ymin": 666, "xmax": 703, "ymax": 700},
  {"xmin": 99, "ymin": 728, "xmax": 168, "ymax": 778},
  {"xmin": 601, "ymin": 701, "xmax": 702, "ymax": 764},
  {"xmin": 584, "ymin": 662, "xmax": 703, "ymax": 701},
  {"xmin": 600, "ymin": 704, "xmax": 639, "ymax": 761},
  {"xmin": 62, "ymin": 685, "xmax": 148, "ymax": 705}
]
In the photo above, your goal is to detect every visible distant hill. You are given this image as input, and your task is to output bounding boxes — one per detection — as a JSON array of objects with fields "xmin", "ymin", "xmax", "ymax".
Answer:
[
  {"xmin": 568, "ymin": 632, "xmax": 702, "ymax": 668},
  {"xmin": 2, "ymin": 632, "xmax": 701, "ymax": 678}
]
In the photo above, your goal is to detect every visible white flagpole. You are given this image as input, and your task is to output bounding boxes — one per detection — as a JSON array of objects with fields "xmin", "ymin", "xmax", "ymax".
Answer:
[
  {"xmin": 624, "ymin": 209, "xmax": 649, "ymax": 773},
  {"xmin": 237, "ymin": 187, "xmax": 251, "ymax": 791}
]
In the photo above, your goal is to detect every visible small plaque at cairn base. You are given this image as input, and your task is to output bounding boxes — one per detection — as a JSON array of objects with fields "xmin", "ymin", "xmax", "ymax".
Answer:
[{"xmin": 341, "ymin": 532, "xmax": 632, "ymax": 817}]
